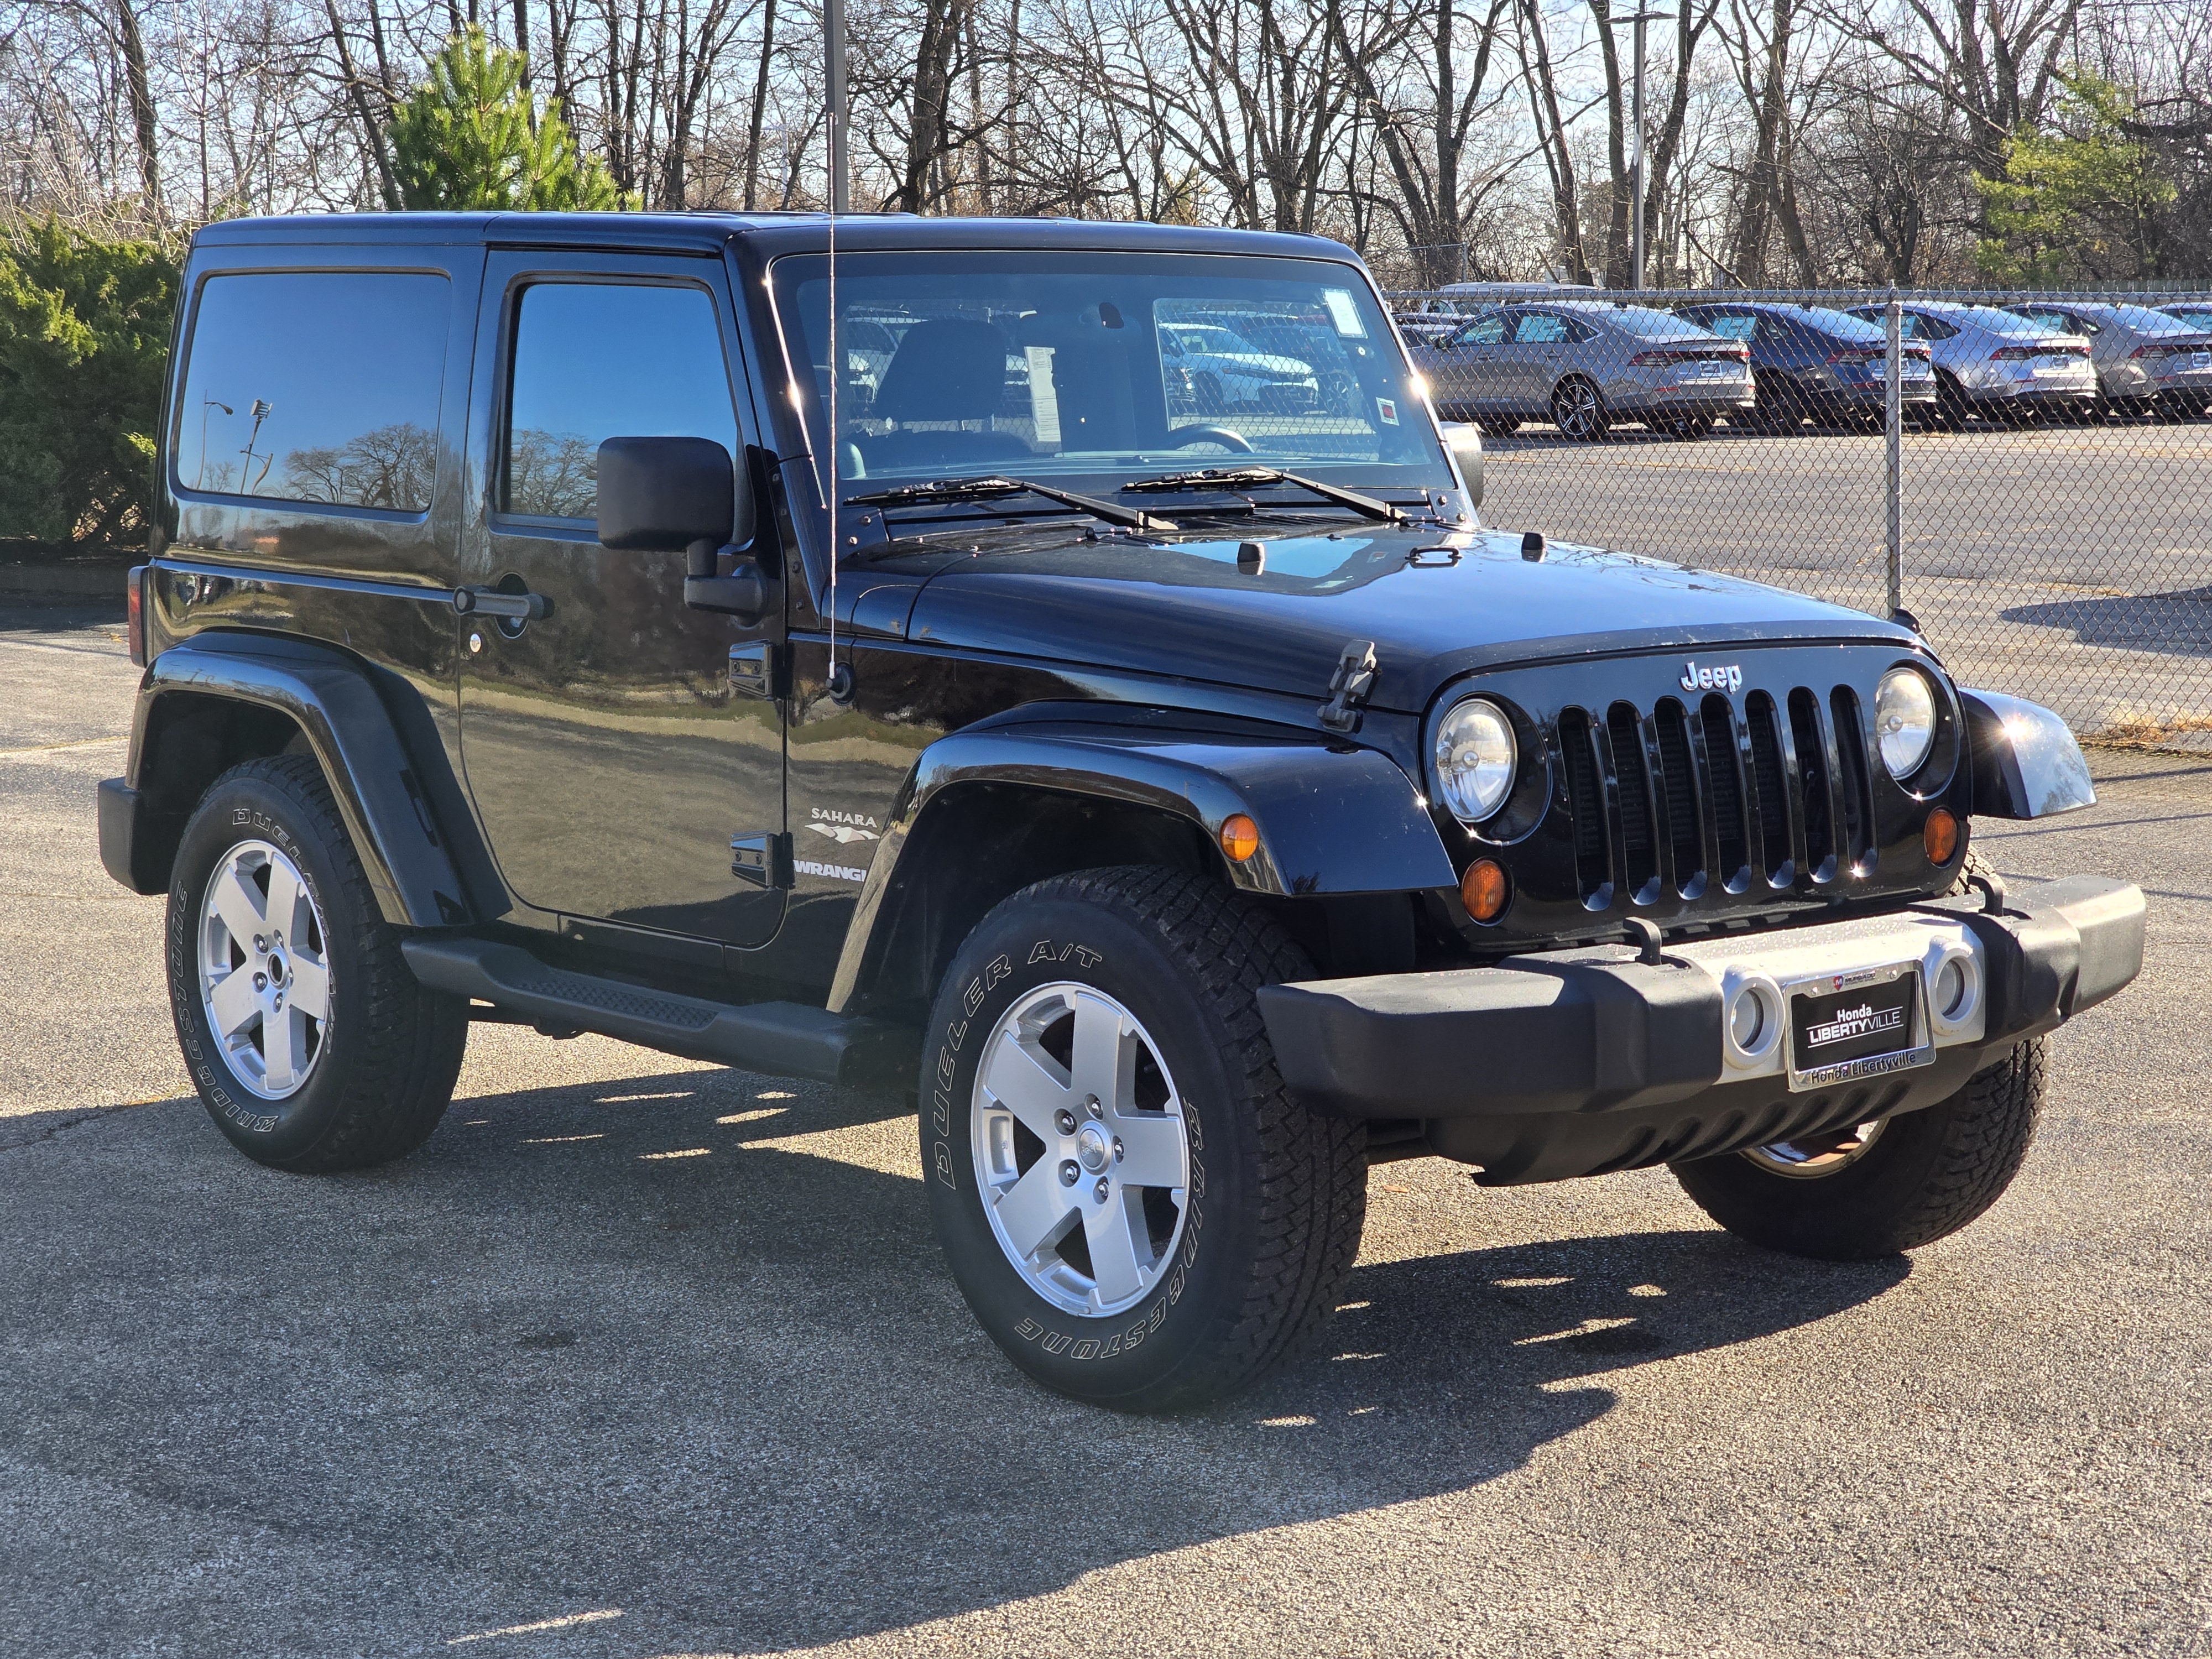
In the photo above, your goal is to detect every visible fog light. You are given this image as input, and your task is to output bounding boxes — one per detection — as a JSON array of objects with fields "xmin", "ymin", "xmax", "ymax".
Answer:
[
  {"xmin": 1934, "ymin": 957, "xmax": 1968, "ymax": 1019},
  {"xmin": 1219, "ymin": 813, "xmax": 1260, "ymax": 863},
  {"xmin": 1460, "ymin": 858, "xmax": 1508, "ymax": 922},
  {"xmin": 1923, "ymin": 807, "xmax": 1959, "ymax": 865}
]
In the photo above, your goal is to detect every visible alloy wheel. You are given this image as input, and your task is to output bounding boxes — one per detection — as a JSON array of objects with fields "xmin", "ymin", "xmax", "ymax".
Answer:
[
  {"xmin": 1741, "ymin": 1118, "xmax": 1888, "ymax": 1179},
  {"xmin": 196, "ymin": 838, "xmax": 332, "ymax": 1099},
  {"xmin": 1552, "ymin": 379, "xmax": 1603, "ymax": 439},
  {"xmin": 971, "ymin": 982, "xmax": 1192, "ymax": 1317}
]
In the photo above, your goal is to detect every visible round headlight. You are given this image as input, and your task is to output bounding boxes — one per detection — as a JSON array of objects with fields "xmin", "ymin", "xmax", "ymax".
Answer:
[
  {"xmin": 1875, "ymin": 667, "xmax": 1938, "ymax": 779},
  {"xmin": 1434, "ymin": 698, "xmax": 1517, "ymax": 823}
]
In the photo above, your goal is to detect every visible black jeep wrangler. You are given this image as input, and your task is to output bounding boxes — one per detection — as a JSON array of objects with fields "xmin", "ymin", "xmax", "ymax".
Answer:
[{"xmin": 101, "ymin": 211, "xmax": 2143, "ymax": 1410}]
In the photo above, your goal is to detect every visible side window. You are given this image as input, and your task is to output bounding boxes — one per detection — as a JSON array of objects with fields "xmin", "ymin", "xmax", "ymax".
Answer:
[
  {"xmin": 1706, "ymin": 314, "xmax": 1756, "ymax": 341},
  {"xmin": 503, "ymin": 282, "xmax": 739, "ymax": 523},
  {"xmin": 1513, "ymin": 313, "xmax": 1572, "ymax": 345},
  {"xmin": 1453, "ymin": 315, "xmax": 1507, "ymax": 346},
  {"xmin": 174, "ymin": 272, "xmax": 449, "ymax": 509}
]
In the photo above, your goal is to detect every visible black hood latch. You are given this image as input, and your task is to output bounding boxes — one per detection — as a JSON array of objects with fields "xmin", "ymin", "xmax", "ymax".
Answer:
[{"xmin": 1319, "ymin": 640, "xmax": 1378, "ymax": 734}]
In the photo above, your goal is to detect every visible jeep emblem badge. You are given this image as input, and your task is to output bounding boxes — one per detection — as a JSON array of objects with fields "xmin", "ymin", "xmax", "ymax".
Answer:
[{"xmin": 1681, "ymin": 659, "xmax": 1744, "ymax": 695}]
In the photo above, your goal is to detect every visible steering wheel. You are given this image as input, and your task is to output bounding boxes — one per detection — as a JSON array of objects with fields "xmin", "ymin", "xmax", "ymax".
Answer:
[{"xmin": 1172, "ymin": 424, "xmax": 1255, "ymax": 454}]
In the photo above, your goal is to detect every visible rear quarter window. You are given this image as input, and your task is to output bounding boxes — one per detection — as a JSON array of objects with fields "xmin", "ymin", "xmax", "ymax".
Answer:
[{"xmin": 173, "ymin": 271, "xmax": 450, "ymax": 510}]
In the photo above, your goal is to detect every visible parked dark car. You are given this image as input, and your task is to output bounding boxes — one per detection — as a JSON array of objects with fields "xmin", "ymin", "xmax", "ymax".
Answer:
[
  {"xmin": 1674, "ymin": 301, "xmax": 1936, "ymax": 429},
  {"xmin": 99, "ymin": 212, "xmax": 2142, "ymax": 1412},
  {"xmin": 1410, "ymin": 300, "xmax": 1752, "ymax": 439}
]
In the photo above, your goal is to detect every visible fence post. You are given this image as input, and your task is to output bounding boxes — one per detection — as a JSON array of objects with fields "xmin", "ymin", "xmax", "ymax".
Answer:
[{"xmin": 1885, "ymin": 293, "xmax": 1903, "ymax": 621}]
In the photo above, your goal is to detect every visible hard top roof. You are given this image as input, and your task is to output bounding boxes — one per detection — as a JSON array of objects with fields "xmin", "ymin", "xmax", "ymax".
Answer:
[{"xmin": 189, "ymin": 211, "xmax": 1359, "ymax": 264}]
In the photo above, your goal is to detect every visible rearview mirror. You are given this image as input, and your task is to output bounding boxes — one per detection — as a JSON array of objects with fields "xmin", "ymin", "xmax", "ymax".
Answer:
[
  {"xmin": 596, "ymin": 436, "xmax": 740, "ymax": 552},
  {"xmin": 596, "ymin": 435, "xmax": 767, "ymax": 621}
]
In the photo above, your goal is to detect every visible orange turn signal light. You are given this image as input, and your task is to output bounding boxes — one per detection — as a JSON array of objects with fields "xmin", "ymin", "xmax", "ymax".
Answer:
[
  {"xmin": 1924, "ymin": 807, "xmax": 1960, "ymax": 865},
  {"xmin": 1461, "ymin": 857, "xmax": 1509, "ymax": 923},
  {"xmin": 1219, "ymin": 813, "xmax": 1260, "ymax": 863}
]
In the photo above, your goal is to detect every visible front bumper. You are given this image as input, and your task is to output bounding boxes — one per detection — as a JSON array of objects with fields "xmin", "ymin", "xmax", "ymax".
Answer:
[{"xmin": 1258, "ymin": 875, "xmax": 2144, "ymax": 1184}]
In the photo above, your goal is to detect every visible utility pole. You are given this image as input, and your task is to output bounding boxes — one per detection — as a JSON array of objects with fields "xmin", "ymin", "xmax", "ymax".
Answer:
[{"xmin": 1624, "ymin": 9, "xmax": 1672, "ymax": 291}]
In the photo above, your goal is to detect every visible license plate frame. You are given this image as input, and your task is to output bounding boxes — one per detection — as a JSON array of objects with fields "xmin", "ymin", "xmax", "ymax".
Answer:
[{"xmin": 1784, "ymin": 961, "xmax": 1934, "ymax": 1092}]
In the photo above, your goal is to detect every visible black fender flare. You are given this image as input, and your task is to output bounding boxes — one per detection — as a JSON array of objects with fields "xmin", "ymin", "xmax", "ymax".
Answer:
[
  {"xmin": 1958, "ymin": 687, "xmax": 2096, "ymax": 820},
  {"xmin": 826, "ymin": 717, "xmax": 1458, "ymax": 1014},
  {"xmin": 111, "ymin": 632, "xmax": 497, "ymax": 927}
]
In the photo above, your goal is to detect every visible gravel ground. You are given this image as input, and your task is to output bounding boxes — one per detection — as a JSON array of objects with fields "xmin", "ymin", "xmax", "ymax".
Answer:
[{"xmin": 1, "ymin": 602, "xmax": 2206, "ymax": 1659}]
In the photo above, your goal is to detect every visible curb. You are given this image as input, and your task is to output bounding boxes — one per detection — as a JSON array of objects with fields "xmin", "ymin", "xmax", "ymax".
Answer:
[{"xmin": 0, "ymin": 564, "xmax": 133, "ymax": 599}]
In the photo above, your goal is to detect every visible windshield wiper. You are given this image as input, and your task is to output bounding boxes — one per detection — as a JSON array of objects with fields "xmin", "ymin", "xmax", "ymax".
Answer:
[
  {"xmin": 844, "ymin": 475, "xmax": 1177, "ymax": 534},
  {"xmin": 1118, "ymin": 466, "xmax": 1408, "ymax": 525}
]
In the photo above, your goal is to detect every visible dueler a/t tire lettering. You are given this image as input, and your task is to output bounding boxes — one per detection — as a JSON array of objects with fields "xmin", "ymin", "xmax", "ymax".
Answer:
[
  {"xmin": 922, "ymin": 866, "xmax": 1367, "ymax": 1412},
  {"xmin": 167, "ymin": 754, "xmax": 468, "ymax": 1172}
]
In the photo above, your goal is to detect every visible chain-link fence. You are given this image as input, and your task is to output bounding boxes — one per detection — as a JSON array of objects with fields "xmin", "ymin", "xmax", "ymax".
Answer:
[{"xmin": 1391, "ymin": 285, "xmax": 2212, "ymax": 749}]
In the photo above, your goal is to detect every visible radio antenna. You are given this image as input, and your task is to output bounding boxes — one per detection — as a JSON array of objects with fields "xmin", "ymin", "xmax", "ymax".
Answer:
[{"xmin": 823, "ymin": 0, "xmax": 854, "ymax": 703}]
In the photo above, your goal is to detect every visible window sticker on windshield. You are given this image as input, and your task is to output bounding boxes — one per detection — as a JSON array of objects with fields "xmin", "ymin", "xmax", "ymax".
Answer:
[
  {"xmin": 1324, "ymin": 289, "xmax": 1367, "ymax": 338},
  {"xmin": 1375, "ymin": 395, "xmax": 1400, "ymax": 426},
  {"xmin": 1025, "ymin": 346, "xmax": 1062, "ymax": 448}
]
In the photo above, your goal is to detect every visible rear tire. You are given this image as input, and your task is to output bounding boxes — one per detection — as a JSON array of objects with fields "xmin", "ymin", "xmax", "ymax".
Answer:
[
  {"xmin": 1551, "ymin": 376, "xmax": 1608, "ymax": 441},
  {"xmin": 166, "ymin": 754, "xmax": 468, "ymax": 1171},
  {"xmin": 921, "ymin": 866, "xmax": 1368, "ymax": 1411},
  {"xmin": 1670, "ymin": 1039, "xmax": 2044, "ymax": 1260}
]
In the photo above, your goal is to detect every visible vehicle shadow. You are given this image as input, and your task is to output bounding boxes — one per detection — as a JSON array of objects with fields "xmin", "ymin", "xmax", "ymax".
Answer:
[
  {"xmin": 2000, "ymin": 586, "xmax": 2212, "ymax": 657},
  {"xmin": 0, "ymin": 1074, "xmax": 1911, "ymax": 1654}
]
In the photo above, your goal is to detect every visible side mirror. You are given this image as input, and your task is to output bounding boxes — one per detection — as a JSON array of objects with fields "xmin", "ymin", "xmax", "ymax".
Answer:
[
  {"xmin": 1439, "ymin": 421, "xmax": 1484, "ymax": 509},
  {"xmin": 595, "ymin": 435, "xmax": 766, "ymax": 620}
]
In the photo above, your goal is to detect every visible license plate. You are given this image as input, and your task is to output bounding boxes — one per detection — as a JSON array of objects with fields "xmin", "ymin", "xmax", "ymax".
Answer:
[
  {"xmin": 2033, "ymin": 357, "xmax": 2075, "ymax": 375},
  {"xmin": 2194, "ymin": 351, "xmax": 2210, "ymax": 368},
  {"xmin": 1786, "ymin": 963, "xmax": 1932, "ymax": 1091}
]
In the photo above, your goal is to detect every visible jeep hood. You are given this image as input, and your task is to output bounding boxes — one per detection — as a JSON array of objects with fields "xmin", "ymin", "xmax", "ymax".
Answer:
[{"xmin": 894, "ymin": 523, "xmax": 1922, "ymax": 713}]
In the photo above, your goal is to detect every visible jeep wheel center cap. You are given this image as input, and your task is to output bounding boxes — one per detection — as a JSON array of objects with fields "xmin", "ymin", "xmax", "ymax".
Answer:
[{"xmin": 1076, "ymin": 1124, "xmax": 1112, "ymax": 1173}]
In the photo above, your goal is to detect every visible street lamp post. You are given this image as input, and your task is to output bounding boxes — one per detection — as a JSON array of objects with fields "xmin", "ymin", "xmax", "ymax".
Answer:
[{"xmin": 1624, "ymin": 9, "xmax": 1673, "ymax": 291}]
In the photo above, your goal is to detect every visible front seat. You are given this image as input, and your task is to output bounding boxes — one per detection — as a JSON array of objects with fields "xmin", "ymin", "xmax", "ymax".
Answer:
[{"xmin": 865, "ymin": 319, "xmax": 1032, "ymax": 471}]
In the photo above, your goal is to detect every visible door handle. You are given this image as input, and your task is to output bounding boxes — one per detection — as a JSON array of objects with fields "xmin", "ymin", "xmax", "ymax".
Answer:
[{"xmin": 452, "ymin": 586, "xmax": 552, "ymax": 621}]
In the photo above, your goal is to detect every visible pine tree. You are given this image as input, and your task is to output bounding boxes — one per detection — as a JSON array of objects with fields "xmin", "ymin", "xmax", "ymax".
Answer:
[
  {"xmin": 387, "ymin": 28, "xmax": 625, "ymax": 213},
  {"xmin": 1975, "ymin": 75, "xmax": 2177, "ymax": 284}
]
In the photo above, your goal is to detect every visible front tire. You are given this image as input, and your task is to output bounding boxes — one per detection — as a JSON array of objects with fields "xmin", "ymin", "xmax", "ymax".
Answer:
[
  {"xmin": 1670, "ymin": 1038, "xmax": 2045, "ymax": 1260},
  {"xmin": 921, "ymin": 867, "xmax": 1367, "ymax": 1411},
  {"xmin": 167, "ymin": 754, "xmax": 468, "ymax": 1171}
]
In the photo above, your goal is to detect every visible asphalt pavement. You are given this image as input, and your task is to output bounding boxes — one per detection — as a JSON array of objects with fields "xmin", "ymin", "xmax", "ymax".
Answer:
[
  {"xmin": 1480, "ymin": 419, "xmax": 2212, "ymax": 739},
  {"xmin": 2, "ymin": 600, "xmax": 2208, "ymax": 1659}
]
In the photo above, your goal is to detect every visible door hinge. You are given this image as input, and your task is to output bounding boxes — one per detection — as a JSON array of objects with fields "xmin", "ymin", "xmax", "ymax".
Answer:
[
  {"xmin": 731, "ymin": 831, "xmax": 794, "ymax": 889},
  {"xmin": 729, "ymin": 641, "xmax": 788, "ymax": 700}
]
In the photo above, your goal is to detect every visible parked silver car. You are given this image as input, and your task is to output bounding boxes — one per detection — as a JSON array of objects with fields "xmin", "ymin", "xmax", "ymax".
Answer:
[
  {"xmin": 1843, "ymin": 300, "xmax": 2095, "ymax": 426},
  {"xmin": 1408, "ymin": 301, "xmax": 1752, "ymax": 440},
  {"xmin": 2005, "ymin": 300, "xmax": 2212, "ymax": 419}
]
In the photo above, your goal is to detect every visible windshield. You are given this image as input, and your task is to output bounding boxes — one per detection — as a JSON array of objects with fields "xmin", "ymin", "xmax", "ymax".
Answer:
[{"xmin": 773, "ymin": 251, "xmax": 1452, "ymax": 499}]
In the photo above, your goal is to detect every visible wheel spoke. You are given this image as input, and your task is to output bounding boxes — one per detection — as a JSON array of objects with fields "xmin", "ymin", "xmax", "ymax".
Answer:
[
  {"xmin": 1084, "ymin": 1190, "xmax": 1149, "ymax": 1306},
  {"xmin": 287, "ymin": 953, "xmax": 330, "ymax": 1021},
  {"xmin": 263, "ymin": 857, "xmax": 307, "ymax": 945},
  {"xmin": 1068, "ymin": 991, "xmax": 1135, "ymax": 1112},
  {"xmin": 207, "ymin": 964, "xmax": 260, "ymax": 1038},
  {"xmin": 1111, "ymin": 1112, "xmax": 1187, "ymax": 1189},
  {"xmin": 262, "ymin": 1001, "xmax": 299, "ymax": 1091},
  {"xmin": 978, "ymin": 1033, "xmax": 1071, "ymax": 1140},
  {"xmin": 992, "ymin": 1161, "xmax": 1078, "ymax": 1261},
  {"xmin": 208, "ymin": 864, "xmax": 266, "ymax": 946}
]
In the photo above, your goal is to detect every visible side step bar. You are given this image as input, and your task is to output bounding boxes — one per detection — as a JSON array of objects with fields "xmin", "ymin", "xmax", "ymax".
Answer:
[{"xmin": 402, "ymin": 937, "xmax": 912, "ymax": 1091}]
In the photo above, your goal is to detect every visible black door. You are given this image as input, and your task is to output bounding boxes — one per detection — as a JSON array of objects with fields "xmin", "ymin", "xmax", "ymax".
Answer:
[{"xmin": 456, "ymin": 251, "xmax": 785, "ymax": 946}]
